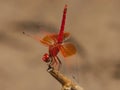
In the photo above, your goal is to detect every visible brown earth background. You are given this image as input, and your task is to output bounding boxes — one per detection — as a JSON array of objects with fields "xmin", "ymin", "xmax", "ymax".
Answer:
[{"xmin": 0, "ymin": 0, "xmax": 120, "ymax": 90}]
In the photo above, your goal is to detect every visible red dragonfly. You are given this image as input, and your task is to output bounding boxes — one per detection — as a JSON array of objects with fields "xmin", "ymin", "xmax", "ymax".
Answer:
[{"xmin": 23, "ymin": 4, "xmax": 76, "ymax": 69}]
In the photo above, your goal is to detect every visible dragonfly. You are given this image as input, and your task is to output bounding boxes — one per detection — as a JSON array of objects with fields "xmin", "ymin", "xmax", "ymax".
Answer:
[{"xmin": 23, "ymin": 4, "xmax": 76, "ymax": 70}]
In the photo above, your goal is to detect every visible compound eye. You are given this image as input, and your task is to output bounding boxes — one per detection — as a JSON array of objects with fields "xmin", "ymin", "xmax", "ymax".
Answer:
[{"xmin": 42, "ymin": 53, "xmax": 50, "ymax": 62}]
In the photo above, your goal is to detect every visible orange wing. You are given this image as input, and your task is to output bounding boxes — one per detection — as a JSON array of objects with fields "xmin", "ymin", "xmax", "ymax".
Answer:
[
  {"xmin": 23, "ymin": 31, "xmax": 70, "ymax": 46},
  {"xmin": 62, "ymin": 32, "xmax": 70, "ymax": 41},
  {"xmin": 40, "ymin": 35, "xmax": 56, "ymax": 46},
  {"xmin": 40, "ymin": 32, "xmax": 70, "ymax": 46},
  {"xmin": 59, "ymin": 42, "xmax": 76, "ymax": 57},
  {"xmin": 48, "ymin": 32, "xmax": 70, "ymax": 42},
  {"xmin": 23, "ymin": 32, "xmax": 51, "ymax": 46}
]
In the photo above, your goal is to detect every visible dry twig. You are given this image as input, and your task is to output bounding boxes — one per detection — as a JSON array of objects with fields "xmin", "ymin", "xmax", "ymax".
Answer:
[{"xmin": 47, "ymin": 67, "xmax": 83, "ymax": 90}]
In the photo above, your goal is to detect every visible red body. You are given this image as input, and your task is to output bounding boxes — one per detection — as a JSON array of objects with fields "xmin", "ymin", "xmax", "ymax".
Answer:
[
  {"xmin": 48, "ymin": 4, "xmax": 67, "ymax": 59},
  {"xmin": 41, "ymin": 4, "xmax": 76, "ymax": 69},
  {"xmin": 57, "ymin": 4, "xmax": 67, "ymax": 43},
  {"xmin": 23, "ymin": 4, "xmax": 76, "ymax": 69},
  {"xmin": 41, "ymin": 5, "xmax": 69, "ymax": 64},
  {"xmin": 49, "ymin": 44, "xmax": 60, "ymax": 57}
]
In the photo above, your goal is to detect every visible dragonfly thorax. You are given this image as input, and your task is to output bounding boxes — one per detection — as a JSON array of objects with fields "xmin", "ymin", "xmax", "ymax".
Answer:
[{"xmin": 49, "ymin": 44, "xmax": 60, "ymax": 57}]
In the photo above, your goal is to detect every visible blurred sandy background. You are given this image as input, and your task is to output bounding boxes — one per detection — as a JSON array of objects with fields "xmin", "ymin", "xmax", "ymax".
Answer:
[{"xmin": 0, "ymin": 0, "xmax": 120, "ymax": 90}]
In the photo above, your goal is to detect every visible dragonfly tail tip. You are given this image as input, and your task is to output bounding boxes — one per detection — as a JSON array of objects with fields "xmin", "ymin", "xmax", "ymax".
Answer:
[{"xmin": 65, "ymin": 4, "xmax": 67, "ymax": 9}]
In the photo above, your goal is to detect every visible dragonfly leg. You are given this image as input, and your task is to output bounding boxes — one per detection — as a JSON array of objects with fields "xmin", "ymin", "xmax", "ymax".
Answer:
[
  {"xmin": 49, "ymin": 57, "xmax": 54, "ymax": 65},
  {"xmin": 49, "ymin": 56, "xmax": 62, "ymax": 70},
  {"xmin": 49, "ymin": 57, "xmax": 57, "ymax": 69},
  {"xmin": 56, "ymin": 56, "xmax": 62, "ymax": 70},
  {"xmin": 53, "ymin": 57, "xmax": 58, "ymax": 66},
  {"xmin": 52, "ymin": 57, "xmax": 62, "ymax": 70},
  {"xmin": 50, "ymin": 57, "xmax": 59, "ymax": 70}
]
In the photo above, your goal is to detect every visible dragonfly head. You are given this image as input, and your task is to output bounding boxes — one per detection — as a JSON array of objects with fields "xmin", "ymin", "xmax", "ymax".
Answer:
[{"xmin": 42, "ymin": 53, "xmax": 50, "ymax": 63}]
